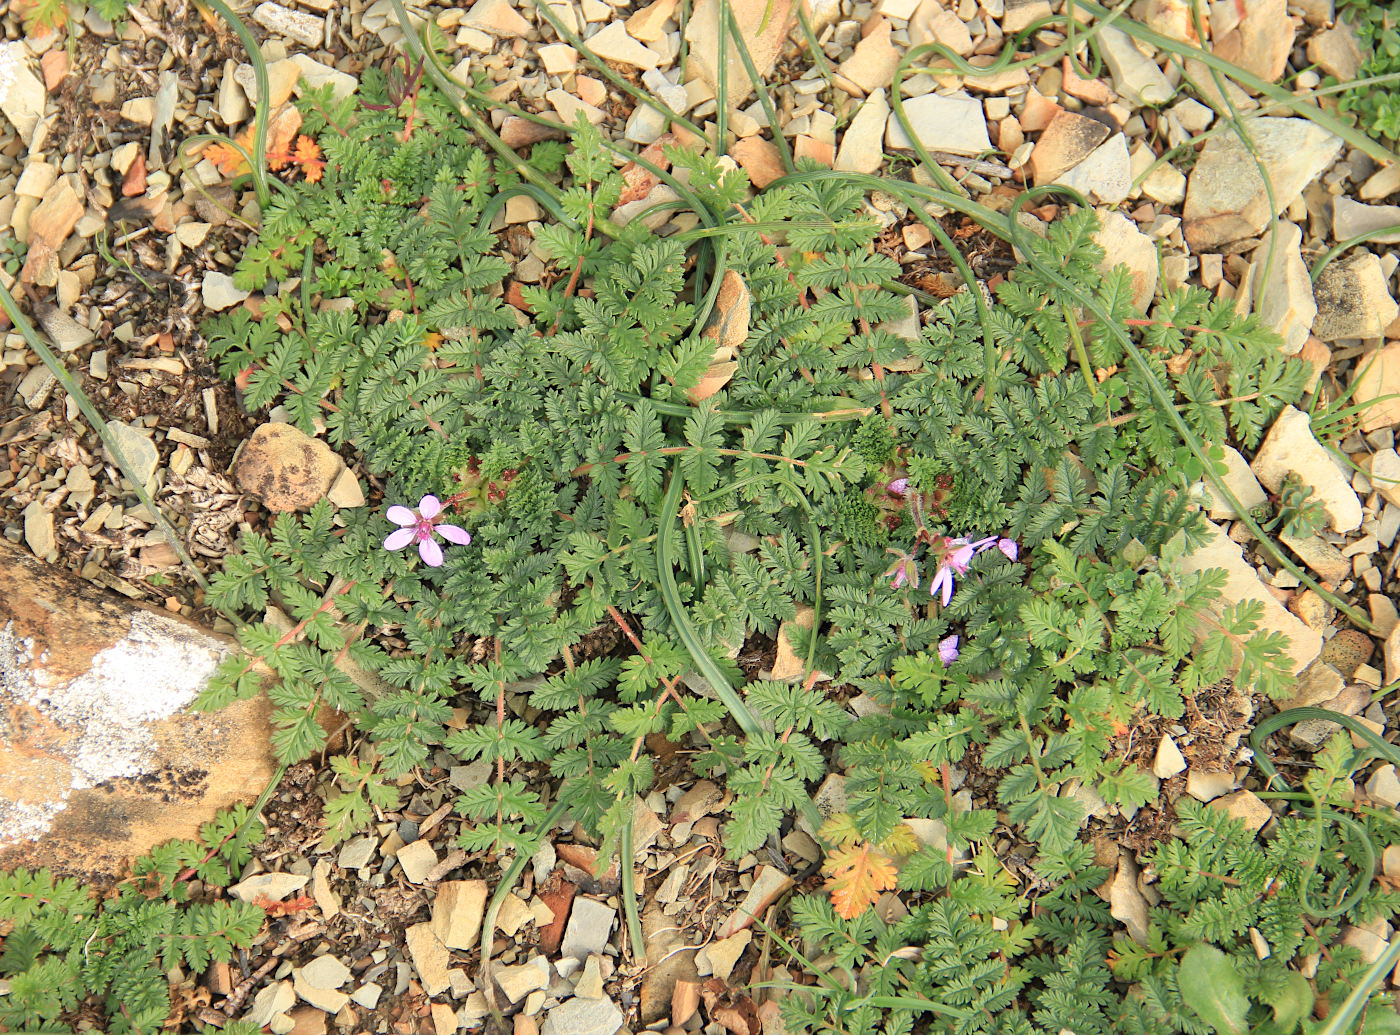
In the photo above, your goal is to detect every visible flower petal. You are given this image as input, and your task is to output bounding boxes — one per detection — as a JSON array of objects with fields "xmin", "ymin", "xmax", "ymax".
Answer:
[
  {"xmin": 948, "ymin": 545, "xmax": 976, "ymax": 571},
  {"xmin": 939, "ymin": 634, "xmax": 960, "ymax": 665},
  {"xmin": 929, "ymin": 567, "xmax": 951, "ymax": 603},
  {"xmin": 419, "ymin": 537, "xmax": 444, "ymax": 566},
  {"xmin": 386, "ymin": 505, "xmax": 417, "ymax": 527},
  {"xmin": 436, "ymin": 523, "xmax": 472, "ymax": 546},
  {"xmin": 997, "ymin": 538, "xmax": 1019, "ymax": 561},
  {"xmin": 383, "ymin": 527, "xmax": 415, "ymax": 551},
  {"xmin": 887, "ymin": 477, "xmax": 909, "ymax": 496},
  {"xmin": 418, "ymin": 494, "xmax": 442, "ymax": 519},
  {"xmin": 968, "ymin": 536, "xmax": 998, "ymax": 552}
]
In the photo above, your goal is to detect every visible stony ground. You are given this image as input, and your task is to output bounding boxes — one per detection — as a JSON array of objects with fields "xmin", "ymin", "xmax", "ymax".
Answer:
[{"xmin": 4, "ymin": 0, "xmax": 1400, "ymax": 1032}]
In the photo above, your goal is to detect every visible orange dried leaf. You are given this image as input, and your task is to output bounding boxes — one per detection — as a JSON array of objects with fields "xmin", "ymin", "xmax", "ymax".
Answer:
[
  {"xmin": 202, "ymin": 140, "xmax": 249, "ymax": 177},
  {"xmin": 823, "ymin": 842, "xmax": 897, "ymax": 920},
  {"xmin": 293, "ymin": 135, "xmax": 325, "ymax": 183}
]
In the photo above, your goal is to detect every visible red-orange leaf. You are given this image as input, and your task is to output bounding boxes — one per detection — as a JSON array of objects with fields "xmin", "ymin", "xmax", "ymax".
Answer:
[
  {"xmin": 823, "ymin": 842, "xmax": 897, "ymax": 920},
  {"xmin": 292, "ymin": 136, "xmax": 325, "ymax": 183}
]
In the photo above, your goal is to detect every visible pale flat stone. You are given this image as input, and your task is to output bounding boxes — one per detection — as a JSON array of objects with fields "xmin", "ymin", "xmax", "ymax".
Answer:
[
  {"xmin": 1186, "ymin": 767, "xmax": 1236, "ymax": 802},
  {"xmin": 1096, "ymin": 24, "xmax": 1173, "ymax": 106},
  {"xmin": 561, "ymin": 897, "xmax": 616, "ymax": 961},
  {"xmin": 107, "ymin": 423, "xmax": 159, "ymax": 487},
  {"xmin": 1212, "ymin": 790, "xmax": 1272, "ymax": 833},
  {"xmin": 397, "ymin": 839, "xmax": 438, "ymax": 883},
  {"xmin": 1094, "ymin": 211, "xmax": 1157, "ymax": 314},
  {"xmin": 1030, "ymin": 110, "xmax": 1110, "ymax": 184},
  {"xmin": 1372, "ymin": 449, "xmax": 1400, "ymax": 507},
  {"xmin": 1250, "ymin": 406, "xmax": 1363, "ymax": 533},
  {"xmin": 234, "ymin": 59, "xmax": 302, "ymax": 107},
  {"xmin": 291, "ymin": 55, "xmax": 358, "ymax": 101},
  {"xmin": 835, "ymin": 89, "xmax": 889, "ymax": 174},
  {"xmin": 22, "ymin": 502, "xmax": 54, "ymax": 559},
  {"xmin": 468, "ymin": 0, "xmax": 533, "ymax": 33},
  {"xmin": 299, "ymin": 953, "xmax": 351, "ymax": 990},
  {"xmin": 405, "ymin": 923, "xmax": 451, "ymax": 995},
  {"xmin": 1332, "ymin": 197, "xmax": 1400, "ymax": 246},
  {"xmin": 684, "ymin": 0, "xmax": 793, "ymax": 101},
  {"xmin": 585, "ymin": 21, "xmax": 659, "ymax": 69},
  {"xmin": 716, "ymin": 864, "xmax": 794, "ymax": 938},
  {"xmin": 337, "ymin": 835, "xmax": 378, "ymax": 869},
  {"xmin": 0, "ymin": 42, "xmax": 46, "ymax": 141},
  {"xmin": 1308, "ymin": 22, "xmax": 1364, "ymax": 81},
  {"xmin": 202, "ymin": 271, "xmax": 249, "ymax": 311},
  {"xmin": 1201, "ymin": 445, "xmax": 1268, "ymax": 520},
  {"xmin": 1213, "ymin": 0, "xmax": 1296, "ymax": 83},
  {"xmin": 1055, "ymin": 134, "xmax": 1132, "ymax": 205},
  {"xmin": 1184, "ymin": 117, "xmax": 1342, "ymax": 250},
  {"xmin": 885, "ymin": 91, "xmax": 991, "ymax": 156},
  {"xmin": 15, "ymin": 161, "xmax": 57, "ymax": 198},
  {"xmin": 247, "ymin": 981, "xmax": 296, "ymax": 1029},
  {"xmin": 540, "ymin": 995, "xmax": 624, "ymax": 1035},
  {"xmin": 253, "ymin": 2, "xmax": 325, "ymax": 46},
  {"xmin": 1368, "ymin": 765, "xmax": 1400, "ymax": 808},
  {"xmin": 37, "ymin": 305, "xmax": 95, "ymax": 352},
  {"xmin": 698, "ymin": 929, "xmax": 750, "ymax": 982},
  {"xmin": 837, "ymin": 16, "xmax": 900, "ymax": 94},
  {"xmin": 1249, "ymin": 220, "xmax": 1314, "ymax": 354},
  {"xmin": 1169, "ymin": 518, "xmax": 1323, "ymax": 675},
  {"xmin": 494, "ymin": 956, "xmax": 551, "ymax": 1003},
  {"xmin": 1279, "ymin": 532, "xmax": 1349, "ymax": 584},
  {"xmin": 1152, "ymin": 735, "xmax": 1187, "ymax": 779},
  {"xmin": 547, "ymin": 88, "xmax": 605, "ymax": 126},
  {"xmin": 1313, "ymin": 253, "xmax": 1399, "ymax": 342},
  {"xmin": 1351, "ymin": 345, "xmax": 1400, "ymax": 433},
  {"xmin": 230, "ymin": 872, "xmax": 309, "ymax": 903}
]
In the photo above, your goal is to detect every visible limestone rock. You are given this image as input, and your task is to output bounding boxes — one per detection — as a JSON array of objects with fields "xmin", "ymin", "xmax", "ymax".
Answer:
[
  {"xmin": 1152, "ymin": 735, "xmax": 1187, "ymax": 779},
  {"xmin": 697, "ymin": 929, "xmax": 750, "ymax": 982},
  {"xmin": 463, "ymin": 0, "xmax": 533, "ymax": 35},
  {"xmin": 405, "ymin": 923, "xmax": 451, "ymax": 995},
  {"xmin": 1094, "ymin": 211, "xmax": 1157, "ymax": 313},
  {"xmin": 684, "ymin": 0, "xmax": 794, "ymax": 102},
  {"xmin": 1201, "ymin": 444, "xmax": 1268, "ymax": 520},
  {"xmin": 230, "ymin": 872, "xmax": 309, "ymax": 903},
  {"xmin": 1250, "ymin": 406, "xmax": 1363, "ymax": 533},
  {"xmin": 1212, "ymin": 789, "xmax": 1272, "ymax": 833},
  {"xmin": 1312, "ymin": 253, "xmax": 1399, "ymax": 342},
  {"xmin": 494, "ymin": 956, "xmax": 551, "ymax": 1003},
  {"xmin": 1169, "ymin": 518, "xmax": 1322, "ymax": 676},
  {"xmin": 1095, "ymin": 24, "xmax": 1173, "ymax": 106},
  {"xmin": 1183, "ymin": 117, "xmax": 1342, "ymax": 250},
  {"xmin": 22, "ymin": 501, "xmax": 54, "ymax": 559},
  {"xmin": 1212, "ymin": 0, "xmax": 1297, "ymax": 84},
  {"xmin": 1372, "ymin": 449, "xmax": 1400, "ymax": 506},
  {"xmin": 835, "ymin": 89, "xmax": 889, "ymax": 174},
  {"xmin": 0, "ymin": 42, "xmax": 46, "ymax": 141},
  {"xmin": 202, "ymin": 271, "xmax": 249, "ymax": 311},
  {"xmin": 106, "ymin": 422, "xmax": 159, "ymax": 488},
  {"xmin": 1307, "ymin": 21, "xmax": 1364, "ymax": 81},
  {"xmin": 560, "ymin": 896, "xmax": 616, "ymax": 961},
  {"xmin": 291, "ymin": 56, "xmax": 358, "ymax": 101},
  {"xmin": 884, "ymin": 91, "xmax": 991, "ymax": 156},
  {"xmin": 1249, "ymin": 221, "xmax": 1314, "ymax": 354},
  {"xmin": 1030, "ymin": 110, "xmax": 1110, "ymax": 185},
  {"xmin": 432, "ymin": 879, "xmax": 488, "ymax": 949},
  {"xmin": 540, "ymin": 995, "xmax": 624, "ymax": 1035},
  {"xmin": 0, "ymin": 542, "xmax": 277, "ymax": 878},
  {"xmin": 253, "ymin": 2, "xmax": 325, "ymax": 46},
  {"xmin": 1331, "ymin": 197, "xmax": 1400, "ymax": 246},
  {"xmin": 1351, "ymin": 345, "xmax": 1400, "ymax": 432},
  {"xmin": 837, "ymin": 16, "xmax": 900, "ymax": 94},
  {"xmin": 1186, "ymin": 767, "xmax": 1236, "ymax": 802},
  {"xmin": 1055, "ymin": 134, "xmax": 1132, "ymax": 205},
  {"xmin": 233, "ymin": 422, "xmax": 345, "ymax": 513},
  {"xmin": 585, "ymin": 21, "xmax": 659, "ymax": 69}
]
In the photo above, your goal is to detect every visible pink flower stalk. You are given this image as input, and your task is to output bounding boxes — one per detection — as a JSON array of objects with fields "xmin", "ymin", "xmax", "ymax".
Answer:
[
  {"xmin": 938, "ymin": 634, "xmax": 960, "ymax": 665},
  {"xmin": 383, "ymin": 494, "xmax": 472, "ymax": 567}
]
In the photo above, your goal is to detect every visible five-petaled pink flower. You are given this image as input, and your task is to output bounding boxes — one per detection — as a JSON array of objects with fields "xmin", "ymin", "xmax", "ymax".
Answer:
[
  {"xmin": 383, "ymin": 494, "xmax": 471, "ymax": 566},
  {"xmin": 927, "ymin": 535, "xmax": 997, "ymax": 606}
]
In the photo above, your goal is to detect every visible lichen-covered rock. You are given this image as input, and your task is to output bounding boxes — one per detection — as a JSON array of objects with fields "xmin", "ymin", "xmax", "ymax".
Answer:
[
  {"xmin": 0, "ymin": 541, "xmax": 277, "ymax": 879},
  {"xmin": 233, "ymin": 422, "xmax": 344, "ymax": 512}
]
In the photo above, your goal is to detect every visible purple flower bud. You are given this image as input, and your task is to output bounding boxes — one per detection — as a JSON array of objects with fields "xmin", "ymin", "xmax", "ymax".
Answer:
[
  {"xmin": 997, "ymin": 538, "xmax": 1018, "ymax": 561},
  {"xmin": 938, "ymin": 634, "xmax": 960, "ymax": 665},
  {"xmin": 887, "ymin": 477, "xmax": 909, "ymax": 497}
]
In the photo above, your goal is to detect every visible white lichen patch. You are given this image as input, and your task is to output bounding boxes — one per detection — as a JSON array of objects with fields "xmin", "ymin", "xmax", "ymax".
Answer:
[{"xmin": 0, "ymin": 612, "xmax": 229, "ymax": 845}]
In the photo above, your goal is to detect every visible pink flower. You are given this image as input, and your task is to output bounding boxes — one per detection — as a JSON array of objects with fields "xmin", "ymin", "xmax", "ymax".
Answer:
[
  {"xmin": 928, "ymin": 535, "xmax": 996, "ymax": 606},
  {"xmin": 938, "ymin": 634, "xmax": 960, "ymax": 665},
  {"xmin": 997, "ymin": 538, "xmax": 1018, "ymax": 561},
  {"xmin": 885, "ymin": 549, "xmax": 920, "ymax": 590},
  {"xmin": 886, "ymin": 477, "xmax": 910, "ymax": 497},
  {"xmin": 383, "ymin": 494, "xmax": 472, "ymax": 567}
]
